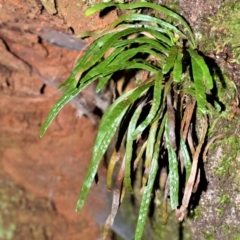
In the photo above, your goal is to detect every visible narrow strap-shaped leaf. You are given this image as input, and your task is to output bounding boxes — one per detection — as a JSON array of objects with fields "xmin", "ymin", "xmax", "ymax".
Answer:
[
  {"xmin": 179, "ymin": 117, "xmax": 208, "ymax": 220},
  {"xmin": 73, "ymin": 28, "xmax": 150, "ymax": 83},
  {"xmin": 94, "ymin": 81, "xmax": 153, "ymax": 159},
  {"xmin": 85, "ymin": 2, "xmax": 195, "ymax": 47},
  {"xmin": 135, "ymin": 157, "xmax": 158, "ymax": 240},
  {"xmin": 58, "ymin": 32, "xmax": 119, "ymax": 89},
  {"xmin": 103, "ymin": 156, "xmax": 125, "ymax": 239},
  {"xmin": 41, "ymin": 58, "xmax": 120, "ymax": 137},
  {"xmin": 96, "ymin": 45, "xmax": 126, "ymax": 69},
  {"xmin": 75, "ymin": 36, "xmax": 106, "ymax": 67},
  {"xmin": 40, "ymin": 81, "xmax": 83, "ymax": 137},
  {"xmin": 165, "ymin": 117, "xmax": 179, "ymax": 209},
  {"xmin": 109, "ymin": 46, "xmax": 166, "ymax": 67},
  {"xmin": 97, "ymin": 61, "xmax": 158, "ymax": 88},
  {"xmin": 125, "ymin": 61, "xmax": 160, "ymax": 73},
  {"xmin": 85, "ymin": 2, "xmax": 116, "ymax": 16},
  {"xmin": 134, "ymin": 114, "xmax": 166, "ymax": 240},
  {"xmin": 76, "ymin": 81, "xmax": 154, "ymax": 211},
  {"xmin": 145, "ymin": 119, "xmax": 159, "ymax": 169},
  {"xmin": 119, "ymin": 2, "xmax": 195, "ymax": 48},
  {"xmin": 106, "ymin": 149, "xmax": 119, "ymax": 190},
  {"xmin": 96, "ymin": 74, "xmax": 113, "ymax": 92},
  {"xmin": 173, "ymin": 50, "xmax": 183, "ymax": 83},
  {"xmin": 180, "ymin": 136, "xmax": 192, "ymax": 182},
  {"xmin": 166, "ymin": 89, "xmax": 177, "ymax": 151},
  {"xmin": 117, "ymin": 24, "xmax": 173, "ymax": 47},
  {"xmin": 58, "ymin": 74, "xmax": 75, "ymax": 90},
  {"xmin": 110, "ymin": 45, "xmax": 157, "ymax": 65},
  {"xmin": 77, "ymin": 110, "xmax": 127, "ymax": 212},
  {"xmin": 85, "ymin": 27, "xmax": 160, "ymax": 71},
  {"xmin": 133, "ymin": 140, "xmax": 147, "ymax": 170},
  {"xmin": 166, "ymin": 28, "xmax": 178, "ymax": 45},
  {"xmin": 132, "ymin": 72, "xmax": 163, "ymax": 139},
  {"xmin": 132, "ymin": 71, "xmax": 173, "ymax": 140},
  {"xmin": 76, "ymin": 29, "xmax": 100, "ymax": 38},
  {"xmin": 138, "ymin": 28, "xmax": 172, "ymax": 47},
  {"xmin": 61, "ymin": 10, "xmax": 177, "ymax": 91},
  {"xmin": 58, "ymin": 39, "xmax": 103, "ymax": 89},
  {"xmin": 142, "ymin": 119, "xmax": 159, "ymax": 187},
  {"xmin": 86, "ymin": 61, "xmax": 160, "ymax": 90},
  {"xmin": 161, "ymin": 200, "xmax": 169, "ymax": 225},
  {"xmin": 82, "ymin": 62, "xmax": 134, "ymax": 83},
  {"xmin": 189, "ymin": 56, "xmax": 207, "ymax": 114},
  {"xmin": 83, "ymin": 60, "xmax": 159, "ymax": 85},
  {"xmin": 80, "ymin": 31, "xmax": 130, "ymax": 72},
  {"xmin": 179, "ymin": 87, "xmax": 195, "ymax": 96},
  {"xmin": 111, "ymin": 13, "xmax": 186, "ymax": 41},
  {"xmin": 188, "ymin": 49, "xmax": 213, "ymax": 89},
  {"xmin": 111, "ymin": 35, "xmax": 169, "ymax": 54},
  {"xmin": 112, "ymin": 24, "xmax": 172, "ymax": 47},
  {"xmin": 74, "ymin": 34, "xmax": 116, "ymax": 80},
  {"xmin": 93, "ymin": 46, "xmax": 126, "ymax": 92},
  {"xmin": 77, "ymin": 27, "xmax": 166, "ymax": 83},
  {"xmin": 162, "ymin": 45, "xmax": 178, "ymax": 74},
  {"xmin": 181, "ymin": 99, "xmax": 196, "ymax": 141},
  {"xmin": 124, "ymin": 102, "xmax": 144, "ymax": 192}
]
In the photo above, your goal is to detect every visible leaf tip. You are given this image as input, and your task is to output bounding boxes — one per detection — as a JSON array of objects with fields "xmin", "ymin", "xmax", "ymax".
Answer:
[
  {"xmin": 76, "ymin": 199, "xmax": 84, "ymax": 212},
  {"xmin": 39, "ymin": 128, "xmax": 45, "ymax": 138},
  {"xmin": 85, "ymin": 9, "xmax": 93, "ymax": 17}
]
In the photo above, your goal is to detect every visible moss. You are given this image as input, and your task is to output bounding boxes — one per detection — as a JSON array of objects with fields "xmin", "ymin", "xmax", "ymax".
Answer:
[
  {"xmin": 187, "ymin": 73, "xmax": 239, "ymax": 240},
  {"xmin": 217, "ymin": 194, "xmax": 230, "ymax": 204},
  {"xmin": 0, "ymin": 216, "xmax": 15, "ymax": 240},
  {"xmin": 189, "ymin": 207, "xmax": 203, "ymax": 221},
  {"xmin": 213, "ymin": 132, "xmax": 240, "ymax": 178},
  {"xmin": 201, "ymin": 119, "xmax": 240, "ymax": 239},
  {"xmin": 165, "ymin": 0, "xmax": 180, "ymax": 12},
  {"xmin": 201, "ymin": 1, "xmax": 240, "ymax": 63},
  {"xmin": 232, "ymin": 234, "xmax": 240, "ymax": 240},
  {"xmin": 202, "ymin": 231, "xmax": 215, "ymax": 240},
  {"xmin": 169, "ymin": 1, "xmax": 240, "ymax": 239},
  {"xmin": 222, "ymin": 225, "xmax": 240, "ymax": 240},
  {"xmin": 152, "ymin": 208, "xmax": 192, "ymax": 240}
]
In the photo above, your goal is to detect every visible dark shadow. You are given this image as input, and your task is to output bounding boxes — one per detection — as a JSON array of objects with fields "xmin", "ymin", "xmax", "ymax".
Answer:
[
  {"xmin": 99, "ymin": 6, "xmax": 116, "ymax": 18},
  {"xmin": 39, "ymin": 83, "xmax": 46, "ymax": 94},
  {"xmin": 92, "ymin": 105, "xmax": 104, "ymax": 118},
  {"xmin": 94, "ymin": 172, "xmax": 99, "ymax": 184},
  {"xmin": 178, "ymin": 221, "xmax": 184, "ymax": 240},
  {"xmin": 6, "ymin": 78, "xmax": 10, "ymax": 87},
  {"xmin": 204, "ymin": 55, "xmax": 226, "ymax": 89}
]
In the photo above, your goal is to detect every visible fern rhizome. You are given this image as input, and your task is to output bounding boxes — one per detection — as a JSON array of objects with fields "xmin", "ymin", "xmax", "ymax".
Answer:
[{"xmin": 40, "ymin": 2, "xmax": 220, "ymax": 240}]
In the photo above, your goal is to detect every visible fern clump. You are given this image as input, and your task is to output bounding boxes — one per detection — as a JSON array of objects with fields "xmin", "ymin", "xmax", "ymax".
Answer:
[{"xmin": 40, "ymin": 2, "xmax": 219, "ymax": 239}]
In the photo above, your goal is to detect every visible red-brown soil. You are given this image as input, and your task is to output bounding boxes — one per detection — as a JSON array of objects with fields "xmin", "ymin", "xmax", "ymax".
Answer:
[{"xmin": 0, "ymin": 0, "xmax": 118, "ymax": 239}]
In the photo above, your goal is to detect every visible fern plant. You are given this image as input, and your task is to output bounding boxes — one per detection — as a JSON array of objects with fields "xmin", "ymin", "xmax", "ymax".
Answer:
[{"xmin": 40, "ymin": 2, "xmax": 217, "ymax": 239}]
